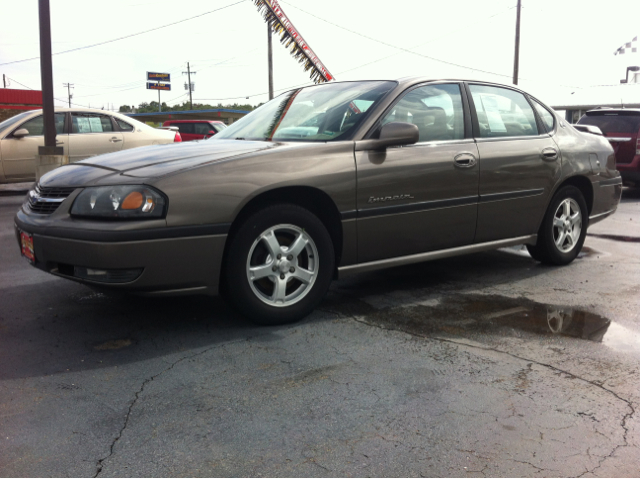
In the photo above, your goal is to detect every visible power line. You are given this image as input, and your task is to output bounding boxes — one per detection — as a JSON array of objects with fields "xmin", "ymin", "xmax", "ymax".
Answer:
[
  {"xmin": 279, "ymin": 1, "xmax": 582, "ymax": 89},
  {"xmin": 279, "ymin": 0, "xmax": 515, "ymax": 80},
  {"xmin": 0, "ymin": 0, "xmax": 247, "ymax": 66}
]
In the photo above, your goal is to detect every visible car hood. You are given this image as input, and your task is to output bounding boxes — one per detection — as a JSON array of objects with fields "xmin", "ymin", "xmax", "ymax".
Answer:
[{"xmin": 38, "ymin": 140, "xmax": 279, "ymax": 187}]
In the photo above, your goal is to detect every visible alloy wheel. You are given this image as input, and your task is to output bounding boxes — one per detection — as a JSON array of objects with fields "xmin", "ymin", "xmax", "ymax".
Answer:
[
  {"xmin": 552, "ymin": 198, "xmax": 582, "ymax": 253},
  {"xmin": 246, "ymin": 224, "xmax": 319, "ymax": 307}
]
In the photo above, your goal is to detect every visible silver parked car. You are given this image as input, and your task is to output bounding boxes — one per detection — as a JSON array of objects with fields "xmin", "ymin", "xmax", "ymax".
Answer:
[
  {"xmin": 15, "ymin": 79, "xmax": 622, "ymax": 324},
  {"xmin": 0, "ymin": 107, "xmax": 181, "ymax": 184}
]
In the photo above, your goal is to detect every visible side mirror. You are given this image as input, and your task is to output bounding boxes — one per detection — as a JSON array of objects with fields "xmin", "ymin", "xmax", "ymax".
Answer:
[
  {"xmin": 13, "ymin": 128, "xmax": 29, "ymax": 138},
  {"xmin": 206, "ymin": 130, "xmax": 216, "ymax": 137},
  {"xmin": 355, "ymin": 122, "xmax": 419, "ymax": 151}
]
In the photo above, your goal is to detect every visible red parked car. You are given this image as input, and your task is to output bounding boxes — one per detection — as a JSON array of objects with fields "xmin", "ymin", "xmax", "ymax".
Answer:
[
  {"xmin": 577, "ymin": 109, "xmax": 640, "ymax": 188},
  {"xmin": 161, "ymin": 120, "xmax": 227, "ymax": 142}
]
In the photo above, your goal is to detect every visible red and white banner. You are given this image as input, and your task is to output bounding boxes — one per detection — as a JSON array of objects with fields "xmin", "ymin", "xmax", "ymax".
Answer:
[{"xmin": 255, "ymin": 0, "xmax": 334, "ymax": 83}]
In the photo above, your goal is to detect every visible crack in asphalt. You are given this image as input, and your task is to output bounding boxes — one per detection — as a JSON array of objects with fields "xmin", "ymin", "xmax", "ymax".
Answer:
[
  {"xmin": 92, "ymin": 335, "xmax": 259, "ymax": 477},
  {"xmin": 343, "ymin": 312, "xmax": 636, "ymax": 477}
]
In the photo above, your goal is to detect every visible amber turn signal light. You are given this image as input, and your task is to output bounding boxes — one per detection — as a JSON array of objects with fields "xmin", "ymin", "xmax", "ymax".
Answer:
[{"xmin": 121, "ymin": 191, "xmax": 143, "ymax": 210}]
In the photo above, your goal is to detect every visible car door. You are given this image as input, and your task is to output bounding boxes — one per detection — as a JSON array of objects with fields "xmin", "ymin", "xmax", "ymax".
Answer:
[
  {"xmin": 356, "ymin": 82, "xmax": 479, "ymax": 263},
  {"xmin": 0, "ymin": 113, "xmax": 67, "ymax": 181},
  {"xmin": 466, "ymin": 83, "xmax": 561, "ymax": 243},
  {"xmin": 67, "ymin": 112, "xmax": 123, "ymax": 162}
]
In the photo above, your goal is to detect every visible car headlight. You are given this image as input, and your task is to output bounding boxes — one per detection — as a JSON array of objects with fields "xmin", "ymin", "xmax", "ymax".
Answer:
[{"xmin": 70, "ymin": 185, "xmax": 167, "ymax": 219}]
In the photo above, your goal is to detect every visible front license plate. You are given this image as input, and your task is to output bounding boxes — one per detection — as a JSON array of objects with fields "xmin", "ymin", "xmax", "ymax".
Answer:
[{"xmin": 20, "ymin": 231, "xmax": 36, "ymax": 263}]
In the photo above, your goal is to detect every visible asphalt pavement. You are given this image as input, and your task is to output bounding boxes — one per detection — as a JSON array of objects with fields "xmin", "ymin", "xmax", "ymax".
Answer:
[{"xmin": 0, "ymin": 189, "xmax": 638, "ymax": 477}]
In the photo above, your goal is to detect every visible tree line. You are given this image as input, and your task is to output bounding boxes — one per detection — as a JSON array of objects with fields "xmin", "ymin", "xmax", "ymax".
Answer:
[{"xmin": 119, "ymin": 100, "xmax": 261, "ymax": 114}]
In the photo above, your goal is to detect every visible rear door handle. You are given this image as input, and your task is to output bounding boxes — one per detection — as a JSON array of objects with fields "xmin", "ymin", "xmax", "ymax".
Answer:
[
  {"xmin": 453, "ymin": 152, "xmax": 477, "ymax": 168},
  {"xmin": 109, "ymin": 137, "xmax": 122, "ymax": 143},
  {"xmin": 541, "ymin": 147, "xmax": 558, "ymax": 161}
]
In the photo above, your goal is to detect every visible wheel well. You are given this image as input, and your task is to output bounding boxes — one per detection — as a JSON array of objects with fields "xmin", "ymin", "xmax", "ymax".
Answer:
[
  {"xmin": 222, "ymin": 186, "xmax": 344, "ymax": 280},
  {"xmin": 556, "ymin": 175, "xmax": 594, "ymax": 215}
]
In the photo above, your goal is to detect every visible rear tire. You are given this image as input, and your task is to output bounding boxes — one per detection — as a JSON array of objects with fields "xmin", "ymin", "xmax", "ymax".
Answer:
[
  {"xmin": 527, "ymin": 185, "xmax": 588, "ymax": 265},
  {"xmin": 224, "ymin": 203, "xmax": 334, "ymax": 325}
]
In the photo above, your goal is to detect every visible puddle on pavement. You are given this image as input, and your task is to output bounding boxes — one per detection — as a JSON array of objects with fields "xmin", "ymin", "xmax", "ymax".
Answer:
[
  {"xmin": 333, "ymin": 293, "xmax": 640, "ymax": 354},
  {"xmin": 588, "ymin": 233, "xmax": 640, "ymax": 243}
]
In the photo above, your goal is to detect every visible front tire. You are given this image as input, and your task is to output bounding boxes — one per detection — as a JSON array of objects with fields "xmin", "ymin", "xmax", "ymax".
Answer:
[
  {"xmin": 225, "ymin": 204, "xmax": 335, "ymax": 325},
  {"xmin": 527, "ymin": 185, "xmax": 588, "ymax": 265}
]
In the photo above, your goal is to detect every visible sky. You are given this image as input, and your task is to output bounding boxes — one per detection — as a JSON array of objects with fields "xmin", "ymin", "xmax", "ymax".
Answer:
[{"xmin": 0, "ymin": 0, "xmax": 639, "ymax": 112}]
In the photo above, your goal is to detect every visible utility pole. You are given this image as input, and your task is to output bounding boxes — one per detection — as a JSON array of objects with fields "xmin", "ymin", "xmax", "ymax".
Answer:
[
  {"xmin": 182, "ymin": 62, "xmax": 196, "ymax": 109},
  {"xmin": 63, "ymin": 82, "xmax": 73, "ymax": 107},
  {"xmin": 37, "ymin": 0, "xmax": 59, "ymax": 152},
  {"xmin": 2, "ymin": 74, "xmax": 6, "ymax": 88},
  {"xmin": 267, "ymin": 24, "xmax": 274, "ymax": 100},
  {"xmin": 512, "ymin": 0, "xmax": 521, "ymax": 85}
]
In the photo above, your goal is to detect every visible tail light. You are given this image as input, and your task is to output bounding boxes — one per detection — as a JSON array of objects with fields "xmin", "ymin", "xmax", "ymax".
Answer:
[{"xmin": 174, "ymin": 132, "xmax": 182, "ymax": 143}]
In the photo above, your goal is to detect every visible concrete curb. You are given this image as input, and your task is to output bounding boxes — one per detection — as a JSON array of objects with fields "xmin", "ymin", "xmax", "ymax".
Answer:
[{"xmin": 0, "ymin": 182, "xmax": 31, "ymax": 197}]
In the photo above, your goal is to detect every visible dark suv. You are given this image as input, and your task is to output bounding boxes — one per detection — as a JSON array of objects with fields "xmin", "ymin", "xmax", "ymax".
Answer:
[
  {"xmin": 577, "ymin": 109, "xmax": 640, "ymax": 187},
  {"xmin": 162, "ymin": 120, "xmax": 227, "ymax": 142}
]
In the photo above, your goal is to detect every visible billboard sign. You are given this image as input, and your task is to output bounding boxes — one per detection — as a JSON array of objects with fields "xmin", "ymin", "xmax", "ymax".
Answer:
[
  {"xmin": 147, "ymin": 72, "xmax": 171, "ymax": 82},
  {"xmin": 147, "ymin": 82, "xmax": 171, "ymax": 91}
]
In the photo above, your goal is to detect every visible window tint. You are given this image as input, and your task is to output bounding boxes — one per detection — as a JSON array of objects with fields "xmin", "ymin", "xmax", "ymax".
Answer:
[
  {"xmin": 532, "ymin": 99, "xmax": 555, "ymax": 132},
  {"xmin": 116, "ymin": 118, "xmax": 134, "ymax": 131},
  {"xmin": 578, "ymin": 113, "xmax": 640, "ymax": 134},
  {"xmin": 176, "ymin": 123, "xmax": 195, "ymax": 134},
  {"xmin": 194, "ymin": 123, "xmax": 213, "ymax": 135},
  {"xmin": 381, "ymin": 83, "xmax": 464, "ymax": 142},
  {"xmin": 469, "ymin": 84, "xmax": 538, "ymax": 138},
  {"xmin": 18, "ymin": 113, "xmax": 65, "ymax": 136},
  {"xmin": 71, "ymin": 113, "xmax": 114, "ymax": 134}
]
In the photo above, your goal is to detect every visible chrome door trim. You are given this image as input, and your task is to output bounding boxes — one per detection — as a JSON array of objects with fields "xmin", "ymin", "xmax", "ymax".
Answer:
[
  {"xmin": 358, "ymin": 195, "xmax": 478, "ymax": 219},
  {"xmin": 337, "ymin": 235, "xmax": 538, "ymax": 278}
]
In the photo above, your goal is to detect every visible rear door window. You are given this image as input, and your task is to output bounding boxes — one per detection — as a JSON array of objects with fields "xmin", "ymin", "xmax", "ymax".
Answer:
[
  {"xmin": 469, "ymin": 84, "xmax": 538, "ymax": 138},
  {"xmin": 194, "ymin": 123, "xmax": 213, "ymax": 135},
  {"xmin": 71, "ymin": 113, "xmax": 114, "ymax": 134}
]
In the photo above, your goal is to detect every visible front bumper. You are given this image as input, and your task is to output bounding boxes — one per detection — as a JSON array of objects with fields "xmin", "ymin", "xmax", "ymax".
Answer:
[{"xmin": 14, "ymin": 215, "xmax": 227, "ymax": 296}]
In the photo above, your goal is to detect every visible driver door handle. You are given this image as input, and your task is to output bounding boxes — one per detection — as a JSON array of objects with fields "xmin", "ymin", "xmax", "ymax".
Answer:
[
  {"xmin": 453, "ymin": 152, "xmax": 477, "ymax": 168},
  {"xmin": 109, "ymin": 137, "xmax": 122, "ymax": 143}
]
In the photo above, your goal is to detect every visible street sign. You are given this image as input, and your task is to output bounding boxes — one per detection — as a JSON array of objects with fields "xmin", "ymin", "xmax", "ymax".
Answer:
[
  {"xmin": 147, "ymin": 82, "xmax": 171, "ymax": 91},
  {"xmin": 147, "ymin": 72, "xmax": 171, "ymax": 82}
]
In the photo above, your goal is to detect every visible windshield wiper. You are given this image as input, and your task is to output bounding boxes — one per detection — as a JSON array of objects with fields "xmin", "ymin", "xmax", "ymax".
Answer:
[{"xmin": 234, "ymin": 137, "xmax": 246, "ymax": 140}]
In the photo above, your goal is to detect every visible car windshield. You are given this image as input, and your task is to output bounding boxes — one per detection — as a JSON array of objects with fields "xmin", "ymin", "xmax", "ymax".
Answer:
[
  {"xmin": 214, "ymin": 81, "xmax": 396, "ymax": 142},
  {"xmin": 0, "ymin": 110, "xmax": 34, "ymax": 132},
  {"xmin": 578, "ymin": 113, "xmax": 640, "ymax": 134}
]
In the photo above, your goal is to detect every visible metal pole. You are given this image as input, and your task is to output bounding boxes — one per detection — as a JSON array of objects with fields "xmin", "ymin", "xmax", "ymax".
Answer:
[
  {"xmin": 63, "ymin": 82, "xmax": 73, "ymax": 107},
  {"xmin": 268, "ymin": 23, "xmax": 274, "ymax": 100},
  {"xmin": 38, "ymin": 0, "xmax": 58, "ymax": 151},
  {"xmin": 158, "ymin": 89, "xmax": 161, "ymax": 112},
  {"xmin": 2, "ymin": 74, "xmax": 6, "ymax": 88},
  {"xmin": 512, "ymin": 0, "xmax": 521, "ymax": 85},
  {"xmin": 187, "ymin": 62, "xmax": 193, "ymax": 109}
]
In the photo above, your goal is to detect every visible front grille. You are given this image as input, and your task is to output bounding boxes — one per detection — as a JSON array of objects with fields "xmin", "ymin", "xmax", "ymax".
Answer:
[{"xmin": 26, "ymin": 184, "xmax": 76, "ymax": 215}]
